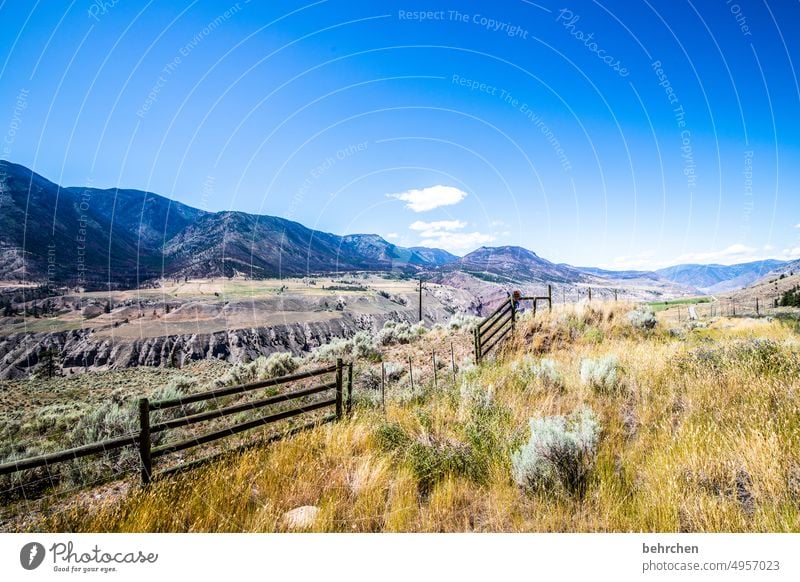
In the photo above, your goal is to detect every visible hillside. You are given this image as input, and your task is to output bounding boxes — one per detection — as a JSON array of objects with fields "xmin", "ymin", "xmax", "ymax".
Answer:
[
  {"xmin": 727, "ymin": 267, "xmax": 800, "ymax": 306},
  {"xmin": 0, "ymin": 160, "xmax": 205, "ymax": 287}
]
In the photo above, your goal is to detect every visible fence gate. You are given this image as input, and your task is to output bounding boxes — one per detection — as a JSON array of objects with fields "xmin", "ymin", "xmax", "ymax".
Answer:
[
  {"xmin": 473, "ymin": 297, "xmax": 515, "ymax": 363},
  {"xmin": 473, "ymin": 287, "xmax": 552, "ymax": 363}
]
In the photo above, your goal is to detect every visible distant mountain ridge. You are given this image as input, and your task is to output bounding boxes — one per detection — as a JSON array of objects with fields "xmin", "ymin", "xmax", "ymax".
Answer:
[
  {"xmin": 0, "ymin": 160, "xmax": 792, "ymax": 293},
  {"xmin": 0, "ymin": 161, "xmax": 455, "ymax": 288},
  {"xmin": 447, "ymin": 246, "xmax": 587, "ymax": 283},
  {"xmin": 655, "ymin": 260, "xmax": 788, "ymax": 294}
]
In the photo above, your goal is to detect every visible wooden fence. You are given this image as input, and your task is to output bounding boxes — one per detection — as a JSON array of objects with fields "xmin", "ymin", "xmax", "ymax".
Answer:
[
  {"xmin": 0, "ymin": 359, "xmax": 352, "ymax": 487},
  {"xmin": 473, "ymin": 287, "xmax": 552, "ymax": 363}
]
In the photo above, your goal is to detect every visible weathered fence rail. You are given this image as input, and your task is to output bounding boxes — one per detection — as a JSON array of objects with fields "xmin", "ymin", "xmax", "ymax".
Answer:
[
  {"xmin": 0, "ymin": 359, "xmax": 352, "ymax": 487},
  {"xmin": 0, "ymin": 434, "xmax": 139, "ymax": 476}
]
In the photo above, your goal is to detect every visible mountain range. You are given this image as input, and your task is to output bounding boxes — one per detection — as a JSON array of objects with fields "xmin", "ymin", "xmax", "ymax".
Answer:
[
  {"xmin": 0, "ymin": 160, "xmax": 790, "ymax": 293},
  {"xmin": 654, "ymin": 260, "xmax": 789, "ymax": 294},
  {"xmin": 0, "ymin": 161, "xmax": 453, "ymax": 288}
]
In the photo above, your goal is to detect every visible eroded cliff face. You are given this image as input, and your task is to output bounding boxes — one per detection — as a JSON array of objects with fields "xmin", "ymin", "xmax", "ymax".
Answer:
[{"xmin": 0, "ymin": 308, "xmax": 451, "ymax": 379}]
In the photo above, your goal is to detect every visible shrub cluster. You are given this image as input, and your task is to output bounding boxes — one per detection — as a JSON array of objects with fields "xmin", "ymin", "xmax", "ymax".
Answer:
[
  {"xmin": 216, "ymin": 352, "xmax": 302, "ymax": 386},
  {"xmin": 376, "ymin": 320, "xmax": 427, "ymax": 346}
]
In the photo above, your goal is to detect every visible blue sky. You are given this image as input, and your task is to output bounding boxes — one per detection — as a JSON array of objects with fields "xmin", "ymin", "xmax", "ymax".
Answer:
[{"xmin": 1, "ymin": 0, "xmax": 799, "ymax": 269}]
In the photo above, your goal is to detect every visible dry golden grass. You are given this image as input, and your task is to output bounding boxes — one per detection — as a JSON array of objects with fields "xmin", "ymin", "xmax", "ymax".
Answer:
[{"xmin": 30, "ymin": 303, "xmax": 800, "ymax": 532}]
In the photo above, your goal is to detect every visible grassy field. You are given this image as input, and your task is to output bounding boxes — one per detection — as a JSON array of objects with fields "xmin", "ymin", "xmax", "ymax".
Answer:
[
  {"xmin": 15, "ymin": 302, "xmax": 799, "ymax": 533},
  {"xmin": 648, "ymin": 296, "xmax": 712, "ymax": 312}
]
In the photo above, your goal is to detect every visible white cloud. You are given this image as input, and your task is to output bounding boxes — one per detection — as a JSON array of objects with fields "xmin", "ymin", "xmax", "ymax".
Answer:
[
  {"xmin": 387, "ymin": 185, "xmax": 467, "ymax": 212},
  {"xmin": 608, "ymin": 251, "xmax": 658, "ymax": 270},
  {"xmin": 419, "ymin": 232, "xmax": 496, "ymax": 253},
  {"xmin": 795, "ymin": 223, "xmax": 800, "ymax": 229},
  {"xmin": 781, "ymin": 246, "xmax": 800, "ymax": 260},
  {"xmin": 608, "ymin": 243, "xmax": 796, "ymax": 271},
  {"xmin": 409, "ymin": 220, "xmax": 467, "ymax": 236},
  {"xmin": 385, "ymin": 232, "xmax": 399, "ymax": 240},
  {"xmin": 409, "ymin": 219, "xmax": 494, "ymax": 253},
  {"xmin": 669, "ymin": 243, "xmax": 758, "ymax": 265}
]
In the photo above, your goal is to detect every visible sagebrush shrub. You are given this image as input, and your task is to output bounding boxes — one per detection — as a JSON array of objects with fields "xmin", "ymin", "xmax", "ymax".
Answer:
[
  {"xmin": 511, "ymin": 406, "xmax": 600, "ymax": 497},
  {"xmin": 382, "ymin": 362, "xmax": 405, "ymax": 382},
  {"xmin": 580, "ymin": 355, "xmax": 622, "ymax": 392},
  {"xmin": 531, "ymin": 358, "xmax": 563, "ymax": 389},
  {"xmin": 351, "ymin": 332, "xmax": 381, "ymax": 361},
  {"xmin": 357, "ymin": 366, "xmax": 382, "ymax": 392},
  {"xmin": 373, "ymin": 423, "xmax": 486, "ymax": 495},
  {"xmin": 258, "ymin": 352, "xmax": 301, "ymax": 378},
  {"xmin": 627, "ymin": 306, "xmax": 657, "ymax": 329},
  {"xmin": 512, "ymin": 356, "xmax": 563, "ymax": 390},
  {"xmin": 407, "ymin": 436, "xmax": 480, "ymax": 496},
  {"xmin": 311, "ymin": 336, "xmax": 353, "ymax": 362},
  {"xmin": 459, "ymin": 379, "xmax": 494, "ymax": 411}
]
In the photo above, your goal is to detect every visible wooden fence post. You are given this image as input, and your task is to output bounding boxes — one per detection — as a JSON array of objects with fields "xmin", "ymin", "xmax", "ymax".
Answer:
[
  {"xmin": 473, "ymin": 328, "xmax": 480, "ymax": 364},
  {"xmin": 450, "ymin": 341, "xmax": 456, "ymax": 383},
  {"xmin": 418, "ymin": 278, "xmax": 423, "ymax": 323},
  {"xmin": 548, "ymin": 284, "xmax": 552, "ymax": 311},
  {"xmin": 346, "ymin": 362, "xmax": 353, "ymax": 415},
  {"xmin": 408, "ymin": 356, "xmax": 414, "ymax": 391},
  {"xmin": 756, "ymin": 297, "xmax": 759, "ymax": 315},
  {"xmin": 510, "ymin": 297, "xmax": 516, "ymax": 330},
  {"xmin": 335, "ymin": 358, "xmax": 343, "ymax": 420},
  {"xmin": 588, "ymin": 287, "xmax": 592, "ymax": 302},
  {"xmin": 432, "ymin": 350, "xmax": 438, "ymax": 390},
  {"xmin": 138, "ymin": 398, "xmax": 152, "ymax": 486},
  {"xmin": 381, "ymin": 362, "xmax": 386, "ymax": 414}
]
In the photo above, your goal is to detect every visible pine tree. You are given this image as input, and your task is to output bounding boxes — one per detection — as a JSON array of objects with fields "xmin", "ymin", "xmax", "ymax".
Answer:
[
  {"xmin": 780, "ymin": 285, "xmax": 800, "ymax": 307},
  {"xmin": 38, "ymin": 346, "xmax": 61, "ymax": 379}
]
